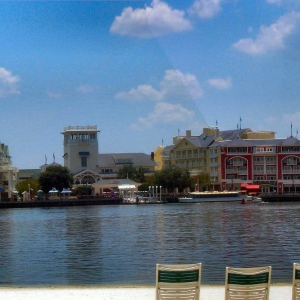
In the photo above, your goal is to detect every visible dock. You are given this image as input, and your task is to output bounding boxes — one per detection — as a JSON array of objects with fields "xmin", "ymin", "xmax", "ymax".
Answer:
[
  {"xmin": 0, "ymin": 198, "xmax": 123, "ymax": 208},
  {"xmin": 261, "ymin": 194, "xmax": 300, "ymax": 202}
]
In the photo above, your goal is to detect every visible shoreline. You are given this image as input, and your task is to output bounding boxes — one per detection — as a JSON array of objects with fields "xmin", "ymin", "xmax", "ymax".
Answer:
[{"xmin": 0, "ymin": 284, "xmax": 292, "ymax": 300}]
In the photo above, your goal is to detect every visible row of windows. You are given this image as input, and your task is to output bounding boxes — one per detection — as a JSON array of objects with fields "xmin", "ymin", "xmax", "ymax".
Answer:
[
  {"xmin": 228, "ymin": 148, "xmax": 247, "ymax": 153},
  {"xmin": 69, "ymin": 133, "xmax": 96, "ymax": 140},
  {"xmin": 256, "ymin": 147, "xmax": 273, "ymax": 152}
]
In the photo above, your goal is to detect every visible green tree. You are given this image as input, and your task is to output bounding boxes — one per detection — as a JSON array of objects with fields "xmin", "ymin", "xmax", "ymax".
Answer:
[
  {"xmin": 15, "ymin": 178, "xmax": 40, "ymax": 195},
  {"xmin": 73, "ymin": 186, "xmax": 92, "ymax": 195},
  {"xmin": 153, "ymin": 165, "xmax": 192, "ymax": 193},
  {"xmin": 194, "ymin": 173, "xmax": 212, "ymax": 191},
  {"xmin": 117, "ymin": 165, "xmax": 146, "ymax": 182},
  {"xmin": 117, "ymin": 165, "xmax": 136, "ymax": 180},
  {"xmin": 38, "ymin": 165, "xmax": 73, "ymax": 194}
]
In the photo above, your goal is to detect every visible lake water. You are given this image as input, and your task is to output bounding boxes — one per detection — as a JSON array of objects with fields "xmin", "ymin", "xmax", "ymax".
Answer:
[{"xmin": 0, "ymin": 202, "xmax": 299, "ymax": 286}]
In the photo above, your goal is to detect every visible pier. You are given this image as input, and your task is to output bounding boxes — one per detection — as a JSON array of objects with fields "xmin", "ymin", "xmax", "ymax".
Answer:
[{"xmin": 261, "ymin": 194, "xmax": 300, "ymax": 202}]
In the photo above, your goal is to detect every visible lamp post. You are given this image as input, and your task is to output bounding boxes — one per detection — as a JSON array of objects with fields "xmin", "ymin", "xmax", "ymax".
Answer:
[
  {"xmin": 160, "ymin": 186, "xmax": 162, "ymax": 202},
  {"xmin": 28, "ymin": 184, "xmax": 30, "ymax": 201},
  {"xmin": 195, "ymin": 183, "xmax": 197, "ymax": 192}
]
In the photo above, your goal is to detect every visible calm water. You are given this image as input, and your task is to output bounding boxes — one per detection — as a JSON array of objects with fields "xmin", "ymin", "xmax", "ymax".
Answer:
[{"xmin": 0, "ymin": 202, "xmax": 299, "ymax": 286}]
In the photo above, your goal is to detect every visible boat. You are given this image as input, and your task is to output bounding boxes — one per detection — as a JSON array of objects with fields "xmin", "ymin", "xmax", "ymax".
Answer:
[
  {"xmin": 178, "ymin": 191, "xmax": 253, "ymax": 203},
  {"xmin": 243, "ymin": 196, "xmax": 263, "ymax": 204}
]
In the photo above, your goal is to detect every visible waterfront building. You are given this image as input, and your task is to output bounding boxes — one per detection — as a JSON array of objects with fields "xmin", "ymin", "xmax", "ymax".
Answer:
[
  {"xmin": 0, "ymin": 142, "xmax": 18, "ymax": 199},
  {"xmin": 153, "ymin": 145, "xmax": 164, "ymax": 171},
  {"xmin": 220, "ymin": 135, "xmax": 300, "ymax": 194},
  {"xmin": 159, "ymin": 127, "xmax": 250, "ymax": 190},
  {"xmin": 62, "ymin": 126, "xmax": 156, "ymax": 190},
  {"xmin": 157, "ymin": 126, "xmax": 296, "ymax": 193}
]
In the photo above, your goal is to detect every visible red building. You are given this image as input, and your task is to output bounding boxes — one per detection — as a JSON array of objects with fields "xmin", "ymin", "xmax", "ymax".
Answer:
[{"xmin": 220, "ymin": 136, "xmax": 300, "ymax": 194}]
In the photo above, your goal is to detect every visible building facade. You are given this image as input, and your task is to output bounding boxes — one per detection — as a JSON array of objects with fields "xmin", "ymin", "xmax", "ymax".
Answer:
[
  {"xmin": 0, "ymin": 142, "xmax": 18, "ymax": 198},
  {"xmin": 62, "ymin": 126, "xmax": 157, "ymax": 186},
  {"xmin": 220, "ymin": 136, "xmax": 300, "ymax": 194},
  {"xmin": 158, "ymin": 126, "xmax": 297, "ymax": 194}
]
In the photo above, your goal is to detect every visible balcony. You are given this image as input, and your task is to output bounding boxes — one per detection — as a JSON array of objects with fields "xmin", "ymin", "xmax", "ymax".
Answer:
[
  {"xmin": 253, "ymin": 170, "xmax": 264, "ymax": 174},
  {"xmin": 232, "ymin": 162, "xmax": 244, "ymax": 166},
  {"xmin": 283, "ymin": 169, "xmax": 300, "ymax": 174}
]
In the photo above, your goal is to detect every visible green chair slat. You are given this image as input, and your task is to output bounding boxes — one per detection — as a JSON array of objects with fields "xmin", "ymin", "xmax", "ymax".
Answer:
[
  {"xmin": 228, "ymin": 272, "xmax": 269, "ymax": 285},
  {"xmin": 295, "ymin": 269, "xmax": 300, "ymax": 280},
  {"xmin": 158, "ymin": 270, "xmax": 199, "ymax": 283}
]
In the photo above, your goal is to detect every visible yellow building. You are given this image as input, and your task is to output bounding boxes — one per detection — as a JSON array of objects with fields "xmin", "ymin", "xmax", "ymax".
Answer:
[
  {"xmin": 154, "ymin": 127, "xmax": 276, "ymax": 191},
  {"xmin": 153, "ymin": 145, "xmax": 165, "ymax": 171}
]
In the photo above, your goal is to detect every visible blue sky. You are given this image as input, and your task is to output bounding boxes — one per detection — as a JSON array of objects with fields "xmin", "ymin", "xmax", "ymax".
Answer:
[{"xmin": 1, "ymin": 0, "xmax": 300, "ymax": 169}]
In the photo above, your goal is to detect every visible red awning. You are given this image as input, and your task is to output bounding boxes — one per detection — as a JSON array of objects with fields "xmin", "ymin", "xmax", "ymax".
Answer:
[{"xmin": 240, "ymin": 184, "xmax": 260, "ymax": 191}]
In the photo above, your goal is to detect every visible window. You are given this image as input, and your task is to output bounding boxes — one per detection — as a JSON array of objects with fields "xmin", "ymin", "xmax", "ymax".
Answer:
[
  {"xmin": 254, "ymin": 156, "xmax": 264, "ymax": 162},
  {"xmin": 81, "ymin": 157, "xmax": 87, "ymax": 167}
]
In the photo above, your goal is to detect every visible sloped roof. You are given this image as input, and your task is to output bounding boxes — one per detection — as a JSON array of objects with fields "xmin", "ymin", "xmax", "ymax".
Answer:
[
  {"xmin": 98, "ymin": 153, "xmax": 156, "ymax": 168},
  {"xmin": 185, "ymin": 135, "xmax": 216, "ymax": 147},
  {"xmin": 219, "ymin": 128, "xmax": 251, "ymax": 141},
  {"xmin": 219, "ymin": 138, "xmax": 285, "ymax": 147},
  {"xmin": 280, "ymin": 136, "xmax": 300, "ymax": 146},
  {"xmin": 92, "ymin": 178, "xmax": 140, "ymax": 188}
]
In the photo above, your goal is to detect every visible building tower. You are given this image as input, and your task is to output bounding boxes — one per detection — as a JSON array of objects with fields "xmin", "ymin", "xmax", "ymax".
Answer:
[{"xmin": 61, "ymin": 126, "xmax": 100, "ymax": 174}]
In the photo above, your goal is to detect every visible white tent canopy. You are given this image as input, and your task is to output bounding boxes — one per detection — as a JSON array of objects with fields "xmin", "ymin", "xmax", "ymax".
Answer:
[
  {"xmin": 92, "ymin": 179, "xmax": 141, "ymax": 195},
  {"xmin": 118, "ymin": 184, "xmax": 136, "ymax": 190}
]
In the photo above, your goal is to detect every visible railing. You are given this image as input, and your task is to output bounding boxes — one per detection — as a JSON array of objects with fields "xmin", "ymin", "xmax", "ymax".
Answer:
[
  {"xmin": 266, "ymin": 161, "xmax": 276, "ymax": 165},
  {"xmin": 253, "ymin": 170, "xmax": 264, "ymax": 174},
  {"xmin": 64, "ymin": 125, "xmax": 97, "ymax": 131},
  {"xmin": 282, "ymin": 169, "xmax": 300, "ymax": 174}
]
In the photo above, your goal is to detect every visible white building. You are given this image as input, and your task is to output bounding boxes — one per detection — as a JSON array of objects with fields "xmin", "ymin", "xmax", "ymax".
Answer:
[
  {"xmin": 62, "ymin": 125, "xmax": 157, "ymax": 190},
  {"xmin": 0, "ymin": 142, "xmax": 18, "ymax": 198},
  {"xmin": 62, "ymin": 125, "xmax": 100, "ymax": 174}
]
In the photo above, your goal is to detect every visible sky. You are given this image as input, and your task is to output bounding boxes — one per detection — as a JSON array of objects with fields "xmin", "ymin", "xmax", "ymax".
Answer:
[{"xmin": 1, "ymin": 0, "xmax": 300, "ymax": 169}]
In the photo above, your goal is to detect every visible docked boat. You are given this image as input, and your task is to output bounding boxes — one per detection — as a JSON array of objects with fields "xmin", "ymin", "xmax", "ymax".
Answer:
[
  {"xmin": 243, "ymin": 196, "xmax": 263, "ymax": 203},
  {"xmin": 178, "ymin": 191, "xmax": 252, "ymax": 203}
]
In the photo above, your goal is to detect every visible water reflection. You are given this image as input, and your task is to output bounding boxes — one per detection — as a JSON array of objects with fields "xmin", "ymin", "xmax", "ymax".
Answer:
[{"xmin": 0, "ymin": 202, "xmax": 299, "ymax": 286}]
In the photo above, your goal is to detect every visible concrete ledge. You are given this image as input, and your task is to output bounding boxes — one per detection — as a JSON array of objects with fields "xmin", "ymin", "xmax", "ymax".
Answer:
[{"xmin": 0, "ymin": 285, "xmax": 291, "ymax": 300}]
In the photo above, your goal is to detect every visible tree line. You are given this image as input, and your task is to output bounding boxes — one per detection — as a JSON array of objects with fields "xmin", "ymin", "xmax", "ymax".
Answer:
[
  {"xmin": 117, "ymin": 164, "xmax": 212, "ymax": 193},
  {"xmin": 15, "ymin": 164, "xmax": 212, "ymax": 196}
]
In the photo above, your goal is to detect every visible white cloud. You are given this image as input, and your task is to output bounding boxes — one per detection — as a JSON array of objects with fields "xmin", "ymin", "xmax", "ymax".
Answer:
[
  {"xmin": 188, "ymin": 0, "xmax": 222, "ymax": 19},
  {"xmin": 115, "ymin": 69, "xmax": 203, "ymax": 101},
  {"xmin": 47, "ymin": 91, "xmax": 61, "ymax": 98},
  {"xmin": 0, "ymin": 67, "xmax": 20, "ymax": 97},
  {"xmin": 233, "ymin": 12, "xmax": 300, "ymax": 55},
  {"xmin": 208, "ymin": 77, "xmax": 232, "ymax": 89},
  {"xmin": 110, "ymin": 0, "xmax": 192, "ymax": 38},
  {"xmin": 267, "ymin": 0, "xmax": 282, "ymax": 4},
  {"xmin": 131, "ymin": 102, "xmax": 195, "ymax": 129},
  {"xmin": 76, "ymin": 84, "xmax": 99, "ymax": 94},
  {"xmin": 115, "ymin": 84, "xmax": 164, "ymax": 102}
]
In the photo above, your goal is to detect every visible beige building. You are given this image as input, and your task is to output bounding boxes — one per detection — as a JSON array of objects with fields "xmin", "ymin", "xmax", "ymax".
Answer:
[
  {"xmin": 0, "ymin": 142, "xmax": 18, "ymax": 198},
  {"xmin": 156, "ymin": 127, "xmax": 276, "ymax": 191},
  {"xmin": 62, "ymin": 125, "xmax": 157, "ymax": 188}
]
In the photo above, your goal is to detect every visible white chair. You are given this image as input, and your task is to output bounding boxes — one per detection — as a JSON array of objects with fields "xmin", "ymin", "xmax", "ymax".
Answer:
[
  {"xmin": 293, "ymin": 263, "xmax": 300, "ymax": 300},
  {"xmin": 225, "ymin": 266, "xmax": 272, "ymax": 300},
  {"xmin": 156, "ymin": 263, "xmax": 201, "ymax": 300}
]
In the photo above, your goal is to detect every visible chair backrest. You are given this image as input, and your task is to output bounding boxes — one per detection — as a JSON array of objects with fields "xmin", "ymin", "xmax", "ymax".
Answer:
[
  {"xmin": 293, "ymin": 263, "xmax": 300, "ymax": 300},
  {"xmin": 156, "ymin": 263, "xmax": 201, "ymax": 300},
  {"xmin": 225, "ymin": 266, "xmax": 272, "ymax": 300}
]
